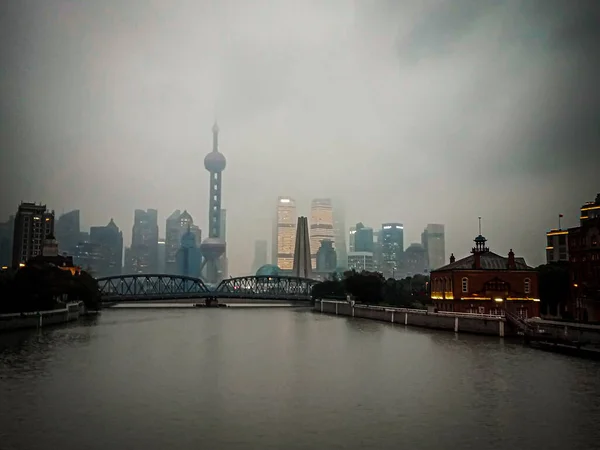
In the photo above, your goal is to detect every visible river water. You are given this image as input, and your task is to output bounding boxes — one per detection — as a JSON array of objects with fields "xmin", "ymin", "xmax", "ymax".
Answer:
[{"xmin": 1, "ymin": 308, "xmax": 599, "ymax": 450}]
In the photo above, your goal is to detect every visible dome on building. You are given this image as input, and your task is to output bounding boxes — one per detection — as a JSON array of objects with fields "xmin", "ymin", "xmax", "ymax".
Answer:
[
  {"xmin": 204, "ymin": 152, "xmax": 227, "ymax": 172},
  {"xmin": 256, "ymin": 264, "xmax": 281, "ymax": 277}
]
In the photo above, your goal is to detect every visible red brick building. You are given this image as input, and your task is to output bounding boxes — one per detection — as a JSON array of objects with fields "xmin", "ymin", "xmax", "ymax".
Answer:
[
  {"xmin": 568, "ymin": 193, "xmax": 600, "ymax": 322},
  {"xmin": 430, "ymin": 235, "xmax": 539, "ymax": 318}
]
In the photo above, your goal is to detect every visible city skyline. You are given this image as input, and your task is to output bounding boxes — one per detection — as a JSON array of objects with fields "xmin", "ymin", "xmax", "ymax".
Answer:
[{"xmin": 2, "ymin": 1, "xmax": 598, "ymax": 275}]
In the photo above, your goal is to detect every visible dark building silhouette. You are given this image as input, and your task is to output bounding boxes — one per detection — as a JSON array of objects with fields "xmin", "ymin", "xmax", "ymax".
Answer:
[
  {"xmin": 176, "ymin": 227, "xmax": 202, "ymax": 277},
  {"xmin": 292, "ymin": 216, "xmax": 312, "ymax": 278},
  {"xmin": 404, "ymin": 243, "xmax": 428, "ymax": 276},
  {"xmin": 129, "ymin": 209, "xmax": 159, "ymax": 273},
  {"xmin": 354, "ymin": 222, "xmax": 374, "ymax": 253},
  {"xmin": 0, "ymin": 216, "xmax": 13, "ymax": 268},
  {"xmin": 568, "ymin": 193, "xmax": 600, "ymax": 321},
  {"xmin": 88, "ymin": 219, "xmax": 123, "ymax": 277},
  {"xmin": 55, "ymin": 210, "xmax": 81, "ymax": 256},
  {"xmin": 12, "ymin": 202, "xmax": 54, "ymax": 268},
  {"xmin": 381, "ymin": 223, "xmax": 404, "ymax": 278},
  {"xmin": 316, "ymin": 239, "xmax": 337, "ymax": 273}
]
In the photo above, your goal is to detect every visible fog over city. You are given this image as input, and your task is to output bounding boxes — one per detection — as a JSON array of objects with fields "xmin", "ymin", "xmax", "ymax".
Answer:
[{"xmin": 1, "ymin": 0, "xmax": 598, "ymax": 275}]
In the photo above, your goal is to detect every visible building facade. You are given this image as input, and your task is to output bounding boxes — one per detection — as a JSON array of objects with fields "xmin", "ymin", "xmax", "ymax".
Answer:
[
  {"xmin": 12, "ymin": 202, "xmax": 55, "ymax": 268},
  {"xmin": 332, "ymin": 200, "xmax": 347, "ymax": 268},
  {"xmin": 422, "ymin": 224, "xmax": 445, "ymax": 270},
  {"xmin": 431, "ymin": 235, "xmax": 539, "ymax": 318},
  {"xmin": 546, "ymin": 229, "xmax": 569, "ymax": 263},
  {"xmin": 0, "ymin": 217, "xmax": 13, "ymax": 268},
  {"xmin": 568, "ymin": 193, "xmax": 600, "ymax": 321},
  {"xmin": 380, "ymin": 223, "xmax": 404, "ymax": 278},
  {"xmin": 316, "ymin": 239, "xmax": 337, "ymax": 273},
  {"xmin": 292, "ymin": 216, "xmax": 312, "ymax": 278},
  {"xmin": 88, "ymin": 219, "xmax": 123, "ymax": 277},
  {"xmin": 165, "ymin": 210, "xmax": 201, "ymax": 274},
  {"xmin": 354, "ymin": 223, "xmax": 374, "ymax": 253},
  {"xmin": 404, "ymin": 243, "xmax": 428, "ymax": 276},
  {"xmin": 176, "ymin": 228, "xmax": 202, "ymax": 277},
  {"xmin": 55, "ymin": 210, "xmax": 81, "ymax": 256},
  {"xmin": 310, "ymin": 198, "xmax": 334, "ymax": 269},
  {"xmin": 275, "ymin": 197, "xmax": 297, "ymax": 270},
  {"xmin": 129, "ymin": 209, "xmax": 159, "ymax": 273},
  {"xmin": 348, "ymin": 251, "xmax": 374, "ymax": 272}
]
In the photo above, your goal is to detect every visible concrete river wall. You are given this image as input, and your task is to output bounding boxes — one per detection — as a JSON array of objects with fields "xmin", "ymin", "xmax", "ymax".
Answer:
[
  {"xmin": 314, "ymin": 300, "xmax": 508, "ymax": 337},
  {"xmin": 0, "ymin": 303, "xmax": 84, "ymax": 333}
]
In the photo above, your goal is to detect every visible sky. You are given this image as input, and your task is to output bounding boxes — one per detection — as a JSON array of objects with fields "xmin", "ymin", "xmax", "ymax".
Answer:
[{"xmin": 1, "ymin": 0, "xmax": 599, "ymax": 275}]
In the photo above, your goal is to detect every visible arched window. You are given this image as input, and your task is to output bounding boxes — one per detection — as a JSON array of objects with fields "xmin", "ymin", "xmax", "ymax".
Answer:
[
  {"xmin": 524, "ymin": 278, "xmax": 531, "ymax": 294},
  {"xmin": 462, "ymin": 277, "xmax": 468, "ymax": 293}
]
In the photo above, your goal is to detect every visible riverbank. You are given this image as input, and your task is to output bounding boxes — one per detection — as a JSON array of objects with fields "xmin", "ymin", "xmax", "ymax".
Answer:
[
  {"xmin": 0, "ymin": 302, "xmax": 85, "ymax": 333},
  {"xmin": 315, "ymin": 299, "xmax": 509, "ymax": 336}
]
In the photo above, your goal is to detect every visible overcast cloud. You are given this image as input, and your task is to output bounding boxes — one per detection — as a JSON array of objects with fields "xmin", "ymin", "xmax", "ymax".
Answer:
[{"xmin": 1, "ymin": 0, "xmax": 599, "ymax": 274}]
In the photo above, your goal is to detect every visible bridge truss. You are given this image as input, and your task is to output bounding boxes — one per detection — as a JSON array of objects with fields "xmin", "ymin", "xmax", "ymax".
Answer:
[
  {"xmin": 98, "ymin": 274, "xmax": 210, "ymax": 301},
  {"xmin": 214, "ymin": 275, "xmax": 318, "ymax": 300}
]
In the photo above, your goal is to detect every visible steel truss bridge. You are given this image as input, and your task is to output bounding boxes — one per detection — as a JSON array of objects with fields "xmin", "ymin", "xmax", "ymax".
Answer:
[{"xmin": 97, "ymin": 274, "xmax": 318, "ymax": 303}]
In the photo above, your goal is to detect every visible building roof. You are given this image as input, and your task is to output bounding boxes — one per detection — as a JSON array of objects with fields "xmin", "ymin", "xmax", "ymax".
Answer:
[{"xmin": 434, "ymin": 251, "xmax": 532, "ymax": 272}]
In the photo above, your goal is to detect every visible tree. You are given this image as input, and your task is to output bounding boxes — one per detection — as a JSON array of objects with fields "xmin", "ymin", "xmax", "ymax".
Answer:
[
  {"xmin": 537, "ymin": 262, "xmax": 570, "ymax": 318},
  {"xmin": 343, "ymin": 270, "xmax": 385, "ymax": 304}
]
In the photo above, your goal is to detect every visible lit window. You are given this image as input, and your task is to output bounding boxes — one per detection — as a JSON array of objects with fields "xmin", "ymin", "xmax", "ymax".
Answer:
[
  {"xmin": 462, "ymin": 277, "xmax": 468, "ymax": 293},
  {"xmin": 524, "ymin": 278, "xmax": 531, "ymax": 294}
]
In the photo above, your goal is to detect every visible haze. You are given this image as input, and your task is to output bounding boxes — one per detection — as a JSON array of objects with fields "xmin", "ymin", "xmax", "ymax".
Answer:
[{"xmin": 1, "ymin": 0, "xmax": 598, "ymax": 275}]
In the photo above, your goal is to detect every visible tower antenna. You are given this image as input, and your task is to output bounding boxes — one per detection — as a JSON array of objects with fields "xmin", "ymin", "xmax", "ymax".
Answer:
[{"xmin": 478, "ymin": 217, "xmax": 482, "ymax": 235}]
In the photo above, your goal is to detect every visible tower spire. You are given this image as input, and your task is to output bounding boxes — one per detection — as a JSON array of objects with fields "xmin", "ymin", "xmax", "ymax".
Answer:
[
  {"xmin": 212, "ymin": 122, "xmax": 219, "ymax": 152},
  {"xmin": 478, "ymin": 216, "xmax": 482, "ymax": 236}
]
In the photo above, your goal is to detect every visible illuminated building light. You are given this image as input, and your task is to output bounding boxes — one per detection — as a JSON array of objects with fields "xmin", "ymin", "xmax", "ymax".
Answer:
[
  {"xmin": 581, "ymin": 205, "xmax": 600, "ymax": 212},
  {"xmin": 506, "ymin": 297, "xmax": 540, "ymax": 301},
  {"xmin": 546, "ymin": 231, "xmax": 569, "ymax": 236},
  {"xmin": 461, "ymin": 297, "xmax": 491, "ymax": 301},
  {"xmin": 1, "ymin": 266, "xmax": 7, "ymax": 270},
  {"xmin": 546, "ymin": 246, "xmax": 554, "ymax": 250},
  {"xmin": 494, "ymin": 298, "xmax": 504, "ymax": 302},
  {"xmin": 18, "ymin": 263, "xmax": 25, "ymax": 268}
]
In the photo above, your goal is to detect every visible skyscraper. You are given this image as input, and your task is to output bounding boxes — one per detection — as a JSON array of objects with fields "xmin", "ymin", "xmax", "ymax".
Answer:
[
  {"xmin": 310, "ymin": 198, "xmax": 334, "ymax": 269},
  {"xmin": 200, "ymin": 123, "xmax": 227, "ymax": 284},
  {"xmin": 176, "ymin": 227, "xmax": 202, "ymax": 277},
  {"xmin": 55, "ymin": 210, "xmax": 81, "ymax": 255},
  {"xmin": 275, "ymin": 197, "xmax": 297, "ymax": 270},
  {"xmin": 354, "ymin": 223, "xmax": 374, "ymax": 253},
  {"xmin": 165, "ymin": 210, "xmax": 201, "ymax": 274},
  {"xmin": 332, "ymin": 200, "xmax": 347, "ymax": 268},
  {"xmin": 316, "ymin": 239, "xmax": 337, "ymax": 273},
  {"xmin": 130, "ymin": 209, "xmax": 159, "ymax": 273},
  {"xmin": 292, "ymin": 216, "xmax": 312, "ymax": 278},
  {"xmin": 404, "ymin": 243, "xmax": 428, "ymax": 276},
  {"xmin": 423, "ymin": 224, "xmax": 445, "ymax": 270},
  {"xmin": 0, "ymin": 216, "xmax": 14, "ymax": 268},
  {"xmin": 381, "ymin": 223, "xmax": 404, "ymax": 278},
  {"xmin": 12, "ymin": 202, "xmax": 54, "ymax": 268},
  {"xmin": 252, "ymin": 239, "xmax": 268, "ymax": 273},
  {"xmin": 89, "ymin": 219, "xmax": 123, "ymax": 277},
  {"xmin": 219, "ymin": 209, "xmax": 228, "ymax": 278}
]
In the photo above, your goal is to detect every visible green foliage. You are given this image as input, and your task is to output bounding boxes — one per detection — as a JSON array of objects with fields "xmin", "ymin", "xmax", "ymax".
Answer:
[
  {"xmin": 0, "ymin": 264, "xmax": 100, "ymax": 314},
  {"xmin": 311, "ymin": 270, "xmax": 431, "ymax": 307}
]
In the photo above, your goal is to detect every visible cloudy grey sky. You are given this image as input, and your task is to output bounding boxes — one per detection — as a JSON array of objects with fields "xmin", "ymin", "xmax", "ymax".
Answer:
[{"xmin": 1, "ymin": 0, "xmax": 598, "ymax": 274}]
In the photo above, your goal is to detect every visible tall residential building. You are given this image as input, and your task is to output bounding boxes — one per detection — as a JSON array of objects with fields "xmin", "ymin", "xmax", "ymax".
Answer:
[
  {"xmin": 422, "ymin": 224, "xmax": 445, "ymax": 270},
  {"xmin": 12, "ymin": 202, "xmax": 55, "ymax": 268},
  {"xmin": 348, "ymin": 251, "xmax": 374, "ymax": 272},
  {"xmin": 354, "ymin": 223, "xmax": 374, "ymax": 253},
  {"xmin": 381, "ymin": 223, "xmax": 404, "ymax": 278},
  {"xmin": 252, "ymin": 239, "xmax": 268, "ymax": 273},
  {"xmin": 55, "ymin": 210, "xmax": 81, "ymax": 256},
  {"xmin": 332, "ymin": 200, "xmax": 347, "ymax": 268},
  {"xmin": 316, "ymin": 239, "xmax": 337, "ymax": 273},
  {"xmin": 275, "ymin": 197, "xmax": 297, "ymax": 270},
  {"xmin": 88, "ymin": 219, "xmax": 123, "ymax": 277},
  {"xmin": 130, "ymin": 209, "xmax": 159, "ymax": 273},
  {"xmin": 292, "ymin": 216, "xmax": 312, "ymax": 278},
  {"xmin": 310, "ymin": 198, "xmax": 334, "ymax": 269},
  {"xmin": 0, "ymin": 217, "xmax": 14, "ymax": 268}
]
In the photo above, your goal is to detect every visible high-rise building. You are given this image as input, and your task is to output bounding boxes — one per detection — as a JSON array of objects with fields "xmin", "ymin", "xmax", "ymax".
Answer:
[
  {"xmin": 310, "ymin": 198, "xmax": 334, "ymax": 269},
  {"xmin": 332, "ymin": 201, "xmax": 347, "ymax": 268},
  {"xmin": 348, "ymin": 251, "xmax": 374, "ymax": 272},
  {"xmin": 157, "ymin": 239, "xmax": 166, "ymax": 273},
  {"xmin": 0, "ymin": 217, "xmax": 14, "ymax": 268},
  {"xmin": 252, "ymin": 239, "xmax": 268, "ymax": 273},
  {"xmin": 422, "ymin": 224, "xmax": 445, "ymax": 270},
  {"xmin": 348, "ymin": 226, "xmax": 356, "ymax": 252},
  {"xmin": 381, "ymin": 223, "xmax": 404, "ymax": 278},
  {"xmin": 88, "ymin": 219, "xmax": 123, "ymax": 277},
  {"xmin": 12, "ymin": 202, "xmax": 55, "ymax": 268},
  {"xmin": 176, "ymin": 227, "xmax": 202, "ymax": 277},
  {"xmin": 404, "ymin": 243, "xmax": 428, "ymax": 276},
  {"xmin": 130, "ymin": 209, "xmax": 159, "ymax": 273},
  {"xmin": 292, "ymin": 216, "xmax": 312, "ymax": 278},
  {"xmin": 354, "ymin": 223, "xmax": 374, "ymax": 253},
  {"xmin": 165, "ymin": 210, "xmax": 201, "ymax": 274},
  {"xmin": 55, "ymin": 210, "xmax": 81, "ymax": 256},
  {"xmin": 275, "ymin": 197, "xmax": 297, "ymax": 270},
  {"xmin": 316, "ymin": 239, "xmax": 337, "ymax": 273},
  {"xmin": 373, "ymin": 229, "xmax": 383, "ymax": 272},
  {"xmin": 200, "ymin": 123, "xmax": 227, "ymax": 284}
]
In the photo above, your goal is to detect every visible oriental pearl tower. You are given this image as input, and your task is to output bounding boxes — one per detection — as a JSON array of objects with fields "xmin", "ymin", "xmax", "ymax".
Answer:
[{"xmin": 200, "ymin": 122, "xmax": 226, "ymax": 284}]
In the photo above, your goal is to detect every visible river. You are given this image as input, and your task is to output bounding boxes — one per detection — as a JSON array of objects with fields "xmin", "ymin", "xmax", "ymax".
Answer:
[{"xmin": 1, "ymin": 308, "xmax": 599, "ymax": 450}]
